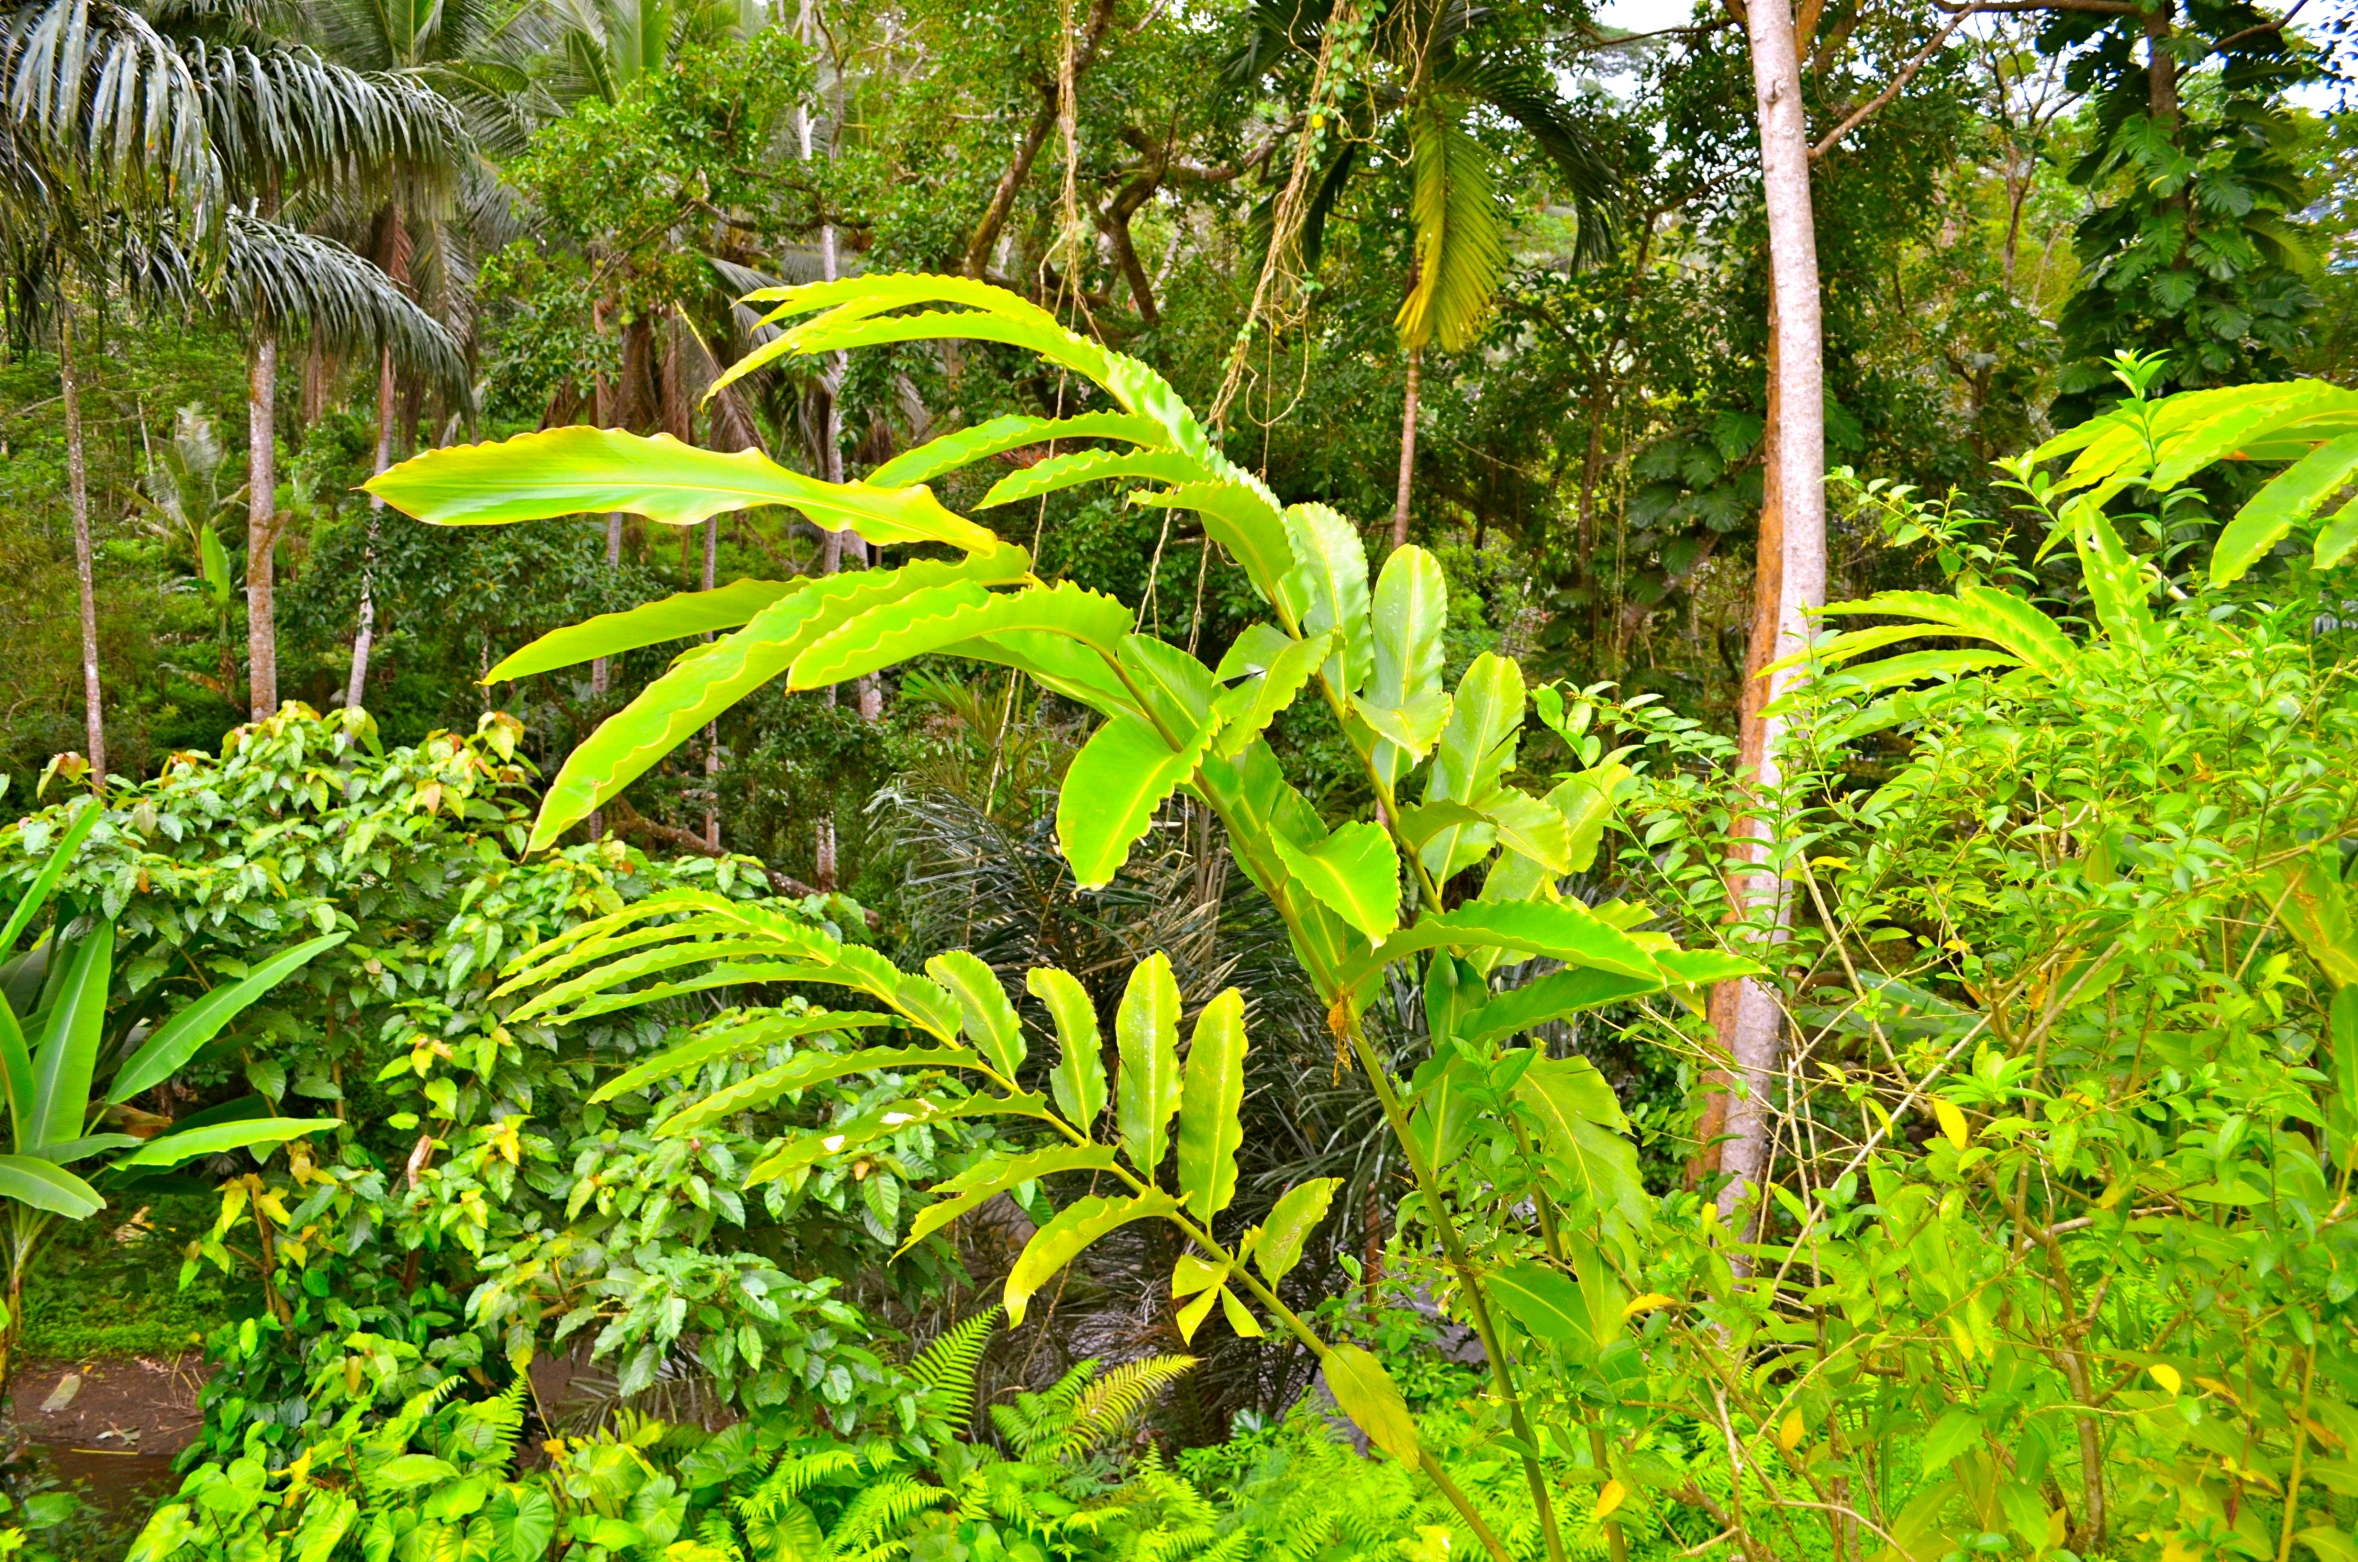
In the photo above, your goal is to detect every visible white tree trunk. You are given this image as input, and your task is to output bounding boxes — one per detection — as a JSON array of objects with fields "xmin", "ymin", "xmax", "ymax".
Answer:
[
  {"xmin": 59, "ymin": 305, "xmax": 106, "ymax": 782},
  {"xmin": 247, "ymin": 330, "xmax": 279, "ymax": 721},
  {"xmin": 1712, "ymin": 0, "xmax": 1828, "ymax": 1247},
  {"xmin": 346, "ymin": 344, "xmax": 395, "ymax": 713},
  {"xmin": 1391, "ymin": 346, "xmax": 1421, "ymax": 551}
]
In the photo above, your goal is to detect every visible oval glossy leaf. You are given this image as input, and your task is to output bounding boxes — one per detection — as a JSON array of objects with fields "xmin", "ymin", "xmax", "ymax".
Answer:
[
  {"xmin": 1253, "ymin": 1176, "xmax": 1338, "ymax": 1285},
  {"xmin": 1115, "ymin": 953, "xmax": 1183, "ymax": 1178},
  {"xmin": 1005, "ymin": 1190, "xmax": 1178, "ymax": 1326},
  {"xmin": 1211, "ymin": 631, "xmax": 1331, "ymax": 760},
  {"xmin": 1487, "ymin": 1261, "xmax": 1589, "ymax": 1345},
  {"xmin": 486, "ymin": 578, "xmax": 806, "ymax": 683},
  {"xmin": 927, "ymin": 951, "xmax": 1025, "ymax": 1078},
  {"xmin": 0, "ymin": 1152, "xmax": 103, "ymax": 1218},
  {"xmin": 1514, "ymin": 1057, "xmax": 1649, "ymax": 1232},
  {"xmin": 367, "ymin": 426, "xmax": 1001, "ymax": 552},
  {"xmin": 1176, "ymin": 989, "xmax": 1247, "ymax": 1220},
  {"xmin": 111, "ymin": 932, "xmax": 349, "ymax": 1106},
  {"xmin": 1366, "ymin": 545, "xmax": 1447, "ymax": 784},
  {"xmin": 117, "ymin": 1117, "xmax": 341, "ymax": 1171},
  {"xmin": 1321, "ymin": 1345, "xmax": 1420, "ymax": 1467},
  {"xmin": 1055, "ymin": 712, "xmax": 1219, "ymax": 892},
  {"xmin": 1029, "ymin": 966, "xmax": 1108, "ymax": 1129},
  {"xmin": 1282, "ymin": 503, "xmax": 1373, "ymax": 695}
]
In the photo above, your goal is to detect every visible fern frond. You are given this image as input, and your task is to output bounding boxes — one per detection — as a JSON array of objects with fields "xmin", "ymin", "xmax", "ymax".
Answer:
[
  {"xmin": 1056, "ymin": 1354, "xmax": 1198, "ymax": 1459},
  {"xmin": 825, "ymin": 1473, "xmax": 953, "ymax": 1553},
  {"xmin": 738, "ymin": 1446, "xmax": 865, "ymax": 1517},
  {"xmin": 906, "ymin": 1306, "xmax": 1001, "ymax": 1430}
]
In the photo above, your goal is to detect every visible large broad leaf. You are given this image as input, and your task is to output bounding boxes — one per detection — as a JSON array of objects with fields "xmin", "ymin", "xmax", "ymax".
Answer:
[
  {"xmin": 1364, "ymin": 546, "xmax": 1448, "ymax": 786},
  {"xmin": 2147, "ymin": 382, "xmax": 2358, "ymax": 489},
  {"xmin": 1340, "ymin": 900, "xmax": 1663, "ymax": 1004},
  {"xmin": 1029, "ymin": 966, "xmax": 1108, "ymax": 1129},
  {"xmin": 1478, "ymin": 789, "xmax": 1573, "ymax": 875},
  {"xmin": 2211, "ymin": 431, "xmax": 2358, "ymax": 587},
  {"xmin": 1818, "ymin": 587, "xmax": 2074, "ymax": 678},
  {"xmin": 589, "ymin": 1011, "xmax": 892, "ymax": 1101},
  {"xmin": 2263, "ymin": 856, "xmax": 2358, "ymax": 988},
  {"xmin": 1514, "ymin": 1056, "xmax": 1648, "ymax": 1231},
  {"xmin": 2318, "ymin": 494, "xmax": 2358, "ymax": 571},
  {"xmin": 868, "ymin": 412, "xmax": 1164, "ymax": 488},
  {"xmin": 792, "ymin": 582, "xmax": 1130, "ymax": 690},
  {"xmin": 1457, "ymin": 967, "xmax": 1665, "ymax": 1048},
  {"xmin": 654, "ymin": 1046, "xmax": 985, "ymax": 1139},
  {"xmin": 116, "ymin": 1117, "xmax": 341, "ymax": 1171},
  {"xmin": 1253, "ymin": 1177, "xmax": 1339, "ymax": 1285},
  {"xmin": 903, "ymin": 1143, "xmax": 1118, "ymax": 1252},
  {"xmin": 1175, "ymin": 989, "xmax": 1247, "ymax": 1220},
  {"xmin": 367, "ymin": 426, "xmax": 1001, "ymax": 552},
  {"xmin": 2067, "ymin": 504, "xmax": 2157, "ymax": 650},
  {"xmin": 1271, "ymin": 821, "xmax": 1401, "ymax": 941},
  {"xmin": 28, "ymin": 921, "xmax": 113, "ymax": 1153},
  {"xmin": 1115, "ymin": 953, "xmax": 1183, "ymax": 1177},
  {"xmin": 1004, "ymin": 1191, "xmax": 1179, "ymax": 1326},
  {"xmin": 532, "ymin": 550, "xmax": 1027, "ymax": 848},
  {"xmin": 1420, "ymin": 654, "xmax": 1524, "ymax": 880},
  {"xmin": 0, "ymin": 1152, "xmax": 102, "ymax": 1218},
  {"xmin": 945, "ymin": 627, "xmax": 1142, "ymax": 721},
  {"xmin": 1489, "ymin": 1252, "xmax": 1625, "ymax": 1362},
  {"xmin": 979, "ymin": 448, "xmax": 1213, "ymax": 510},
  {"xmin": 1056, "ymin": 711, "xmax": 1219, "ymax": 892},
  {"xmin": 1133, "ymin": 483, "xmax": 1299, "ymax": 611},
  {"xmin": 1320, "ymin": 1346, "xmax": 1421, "ymax": 1467},
  {"xmin": 110, "ymin": 933, "xmax": 348, "ymax": 1106},
  {"xmin": 927, "ymin": 952, "xmax": 1025, "ymax": 1078},
  {"xmin": 486, "ymin": 579, "xmax": 807, "ymax": 683},
  {"xmin": 1283, "ymin": 504, "xmax": 1373, "ymax": 696}
]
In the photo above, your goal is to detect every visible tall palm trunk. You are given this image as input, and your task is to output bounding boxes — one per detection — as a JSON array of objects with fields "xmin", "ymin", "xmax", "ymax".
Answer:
[
  {"xmin": 1703, "ymin": 0, "xmax": 1828, "ymax": 1253},
  {"xmin": 247, "ymin": 330, "xmax": 279, "ymax": 720},
  {"xmin": 58, "ymin": 303, "xmax": 107, "ymax": 783},
  {"xmin": 1391, "ymin": 346, "xmax": 1421, "ymax": 551}
]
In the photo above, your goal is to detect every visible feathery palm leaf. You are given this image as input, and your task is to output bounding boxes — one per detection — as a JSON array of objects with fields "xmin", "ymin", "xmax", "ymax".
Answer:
[{"xmin": 1396, "ymin": 96, "xmax": 1504, "ymax": 353}]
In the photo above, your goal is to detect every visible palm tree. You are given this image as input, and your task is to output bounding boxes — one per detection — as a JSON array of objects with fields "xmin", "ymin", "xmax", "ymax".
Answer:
[
  {"xmin": 1, "ymin": 0, "xmax": 218, "ymax": 782},
  {"xmin": 1229, "ymin": 0, "xmax": 1620, "ymax": 549}
]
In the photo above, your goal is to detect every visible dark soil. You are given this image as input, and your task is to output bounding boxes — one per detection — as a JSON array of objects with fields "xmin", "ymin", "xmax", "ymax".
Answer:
[{"xmin": 5, "ymin": 1353, "xmax": 209, "ymax": 1528}]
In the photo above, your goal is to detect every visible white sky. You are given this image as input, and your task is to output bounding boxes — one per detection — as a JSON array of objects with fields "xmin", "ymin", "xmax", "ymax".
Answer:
[{"xmin": 1594, "ymin": 0, "xmax": 1699, "ymax": 36}]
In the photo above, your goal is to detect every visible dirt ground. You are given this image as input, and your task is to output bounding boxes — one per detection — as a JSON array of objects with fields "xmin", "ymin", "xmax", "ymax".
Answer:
[{"xmin": 6, "ymin": 1353, "xmax": 208, "ymax": 1525}]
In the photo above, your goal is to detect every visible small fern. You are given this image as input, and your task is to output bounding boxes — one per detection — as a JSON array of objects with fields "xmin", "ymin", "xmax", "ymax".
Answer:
[
  {"xmin": 825, "ymin": 1472, "xmax": 953, "ymax": 1555},
  {"xmin": 991, "ymin": 1354, "xmax": 1198, "ymax": 1462},
  {"xmin": 907, "ymin": 1305, "xmax": 1001, "ymax": 1432}
]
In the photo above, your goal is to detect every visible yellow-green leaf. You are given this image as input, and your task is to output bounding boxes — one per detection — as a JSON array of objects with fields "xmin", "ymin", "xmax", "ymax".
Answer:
[
  {"xmin": 1254, "ymin": 1177, "xmax": 1339, "ymax": 1285},
  {"xmin": 1271, "ymin": 820, "xmax": 1401, "ymax": 941},
  {"xmin": 1320, "ymin": 1346, "xmax": 1420, "ymax": 1467},
  {"xmin": 1005, "ymin": 1191, "xmax": 1178, "ymax": 1326},
  {"xmin": 1176, "ymin": 989, "xmax": 1248, "ymax": 1220},
  {"xmin": 1028, "ymin": 966, "xmax": 1108, "ymax": 1129},
  {"xmin": 1115, "ymin": 954, "xmax": 1183, "ymax": 1177},
  {"xmin": 1056, "ymin": 711, "xmax": 1219, "ymax": 891}
]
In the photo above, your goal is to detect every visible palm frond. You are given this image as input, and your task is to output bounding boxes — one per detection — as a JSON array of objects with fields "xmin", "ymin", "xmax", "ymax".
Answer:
[
  {"xmin": 215, "ymin": 209, "xmax": 467, "ymax": 391},
  {"xmin": 1445, "ymin": 54, "xmax": 1619, "ymax": 267},
  {"xmin": 1396, "ymin": 96, "xmax": 1504, "ymax": 354},
  {"xmin": 185, "ymin": 39, "xmax": 465, "ymax": 198}
]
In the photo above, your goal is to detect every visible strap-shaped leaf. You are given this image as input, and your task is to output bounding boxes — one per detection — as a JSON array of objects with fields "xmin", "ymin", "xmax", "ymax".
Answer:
[
  {"xmin": 2147, "ymin": 382, "xmax": 2358, "ymax": 489},
  {"xmin": 746, "ymin": 1094, "xmax": 1050, "ymax": 1186},
  {"xmin": 1271, "ymin": 821, "xmax": 1401, "ymax": 941},
  {"xmin": 1005, "ymin": 1190, "xmax": 1179, "ymax": 1326},
  {"xmin": 927, "ymin": 952, "xmax": 1025, "ymax": 1077},
  {"xmin": 590, "ymin": 1011, "xmax": 893, "ymax": 1101},
  {"xmin": 1028, "ymin": 966, "xmax": 1108, "ymax": 1129},
  {"xmin": 979, "ymin": 448, "xmax": 1213, "ymax": 510},
  {"xmin": 944, "ymin": 627, "xmax": 1141, "ymax": 720},
  {"xmin": 1056, "ymin": 711, "xmax": 1220, "ymax": 892},
  {"xmin": 1254, "ymin": 1177, "xmax": 1339, "ymax": 1284},
  {"xmin": 1175, "ymin": 989, "xmax": 1247, "ymax": 1220},
  {"xmin": 1321, "ymin": 1346, "xmax": 1421, "ymax": 1467},
  {"xmin": 116, "ymin": 1116, "xmax": 340, "ymax": 1171},
  {"xmin": 1115, "ymin": 953, "xmax": 1183, "ymax": 1177},
  {"xmin": 1366, "ymin": 546, "xmax": 1447, "ymax": 786},
  {"xmin": 487, "ymin": 579, "xmax": 806, "ymax": 683},
  {"xmin": 2211, "ymin": 431, "xmax": 2358, "ymax": 587},
  {"xmin": 743, "ymin": 310, "xmax": 1113, "ymax": 395},
  {"xmin": 1818, "ymin": 587, "xmax": 2074, "ymax": 678},
  {"xmin": 2067, "ymin": 503, "xmax": 2157, "ymax": 647},
  {"xmin": 1458, "ymin": 967, "xmax": 1663, "ymax": 1049},
  {"xmin": 1339, "ymin": 899, "xmax": 1662, "ymax": 1003},
  {"xmin": 1811, "ymin": 649, "xmax": 2020, "ymax": 700},
  {"xmin": 1283, "ymin": 503, "xmax": 1373, "ymax": 696},
  {"xmin": 530, "ymin": 549, "xmax": 1028, "ymax": 848},
  {"xmin": 2318, "ymin": 494, "xmax": 2358, "ymax": 571},
  {"xmin": 1420, "ymin": 654, "xmax": 1524, "ymax": 880},
  {"xmin": 508, "ymin": 937, "xmax": 809, "ymax": 1024},
  {"xmin": 793, "ymin": 582, "xmax": 1131, "ymax": 690},
  {"xmin": 0, "ymin": 1152, "xmax": 102, "ymax": 1217},
  {"xmin": 368, "ymin": 426, "xmax": 1001, "ymax": 552},
  {"xmin": 902, "ymin": 1143, "xmax": 1118, "ymax": 1252},
  {"xmin": 740, "ymin": 273, "xmax": 1070, "ymax": 330},
  {"xmin": 1478, "ymin": 789, "xmax": 1572, "ymax": 876},
  {"xmin": 110, "ymin": 932, "xmax": 348, "ymax": 1106},
  {"xmin": 867, "ymin": 412, "xmax": 1165, "ymax": 488},
  {"xmin": 655, "ymin": 1046, "xmax": 985, "ymax": 1139},
  {"xmin": 0, "ymin": 799, "xmax": 101, "ymax": 964},
  {"xmin": 29, "ymin": 921, "xmax": 112, "ymax": 1153}
]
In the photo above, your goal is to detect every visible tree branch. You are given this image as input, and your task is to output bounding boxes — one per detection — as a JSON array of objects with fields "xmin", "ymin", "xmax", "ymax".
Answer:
[
  {"xmin": 1812, "ymin": 9, "xmax": 1974, "ymax": 158},
  {"xmin": 959, "ymin": 0, "xmax": 1122, "ymax": 279}
]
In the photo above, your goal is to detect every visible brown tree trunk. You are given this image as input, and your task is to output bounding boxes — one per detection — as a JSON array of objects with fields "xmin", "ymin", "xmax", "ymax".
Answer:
[
  {"xmin": 247, "ymin": 331, "xmax": 280, "ymax": 721},
  {"xmin": 960, "ymin": 0, "xmax": 1122, "ymax": 280},
  {"xmin": 1702, "ymin": 0, "xmax": 1828, "ymax": 1253},
  {"xmin": 1392, "ymin": 347, "xmax": 1421, "ymax": 552},
  {"xmin": 59, "ymin": 305, "xmax": 106, "ymax": 782}
]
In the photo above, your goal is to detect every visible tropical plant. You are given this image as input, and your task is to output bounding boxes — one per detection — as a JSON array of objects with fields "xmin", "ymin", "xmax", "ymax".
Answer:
[
  {"xmin": 0, "ymin": 798, "xmax": 343, "ymax": 1391},
  {"xmin": 371, "ymin": 269, "xmax": 1763, "ymax": 1561}
]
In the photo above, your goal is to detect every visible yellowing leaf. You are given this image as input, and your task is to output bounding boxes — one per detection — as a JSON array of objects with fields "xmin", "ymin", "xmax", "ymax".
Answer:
[
  {"xmin": 1777, "ymin": 1411, "xmax": 1804, "ymax": 1452},
  {"xmin": 1622, "ymin": 1292, "xmax": 1675, "ymax": 1318},
  {"xmin": 2148, "ymin": 1363, "xmax": 2182, "ymax": 1397},
  {"xmin": 1933, "ymin": 1097, "xmax": 1970, "ymax": 1150},
  {"xmin": 1593, "ymin": 1480, "xmax": 1626, "ymax": 1521}
]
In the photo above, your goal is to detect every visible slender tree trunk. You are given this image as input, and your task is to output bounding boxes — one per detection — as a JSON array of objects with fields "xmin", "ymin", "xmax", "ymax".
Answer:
[
  {"xmin": 346, "ymin": 344, "xmax": 395, "ymax": 714},
  {"xmin": 59, "ymin": 305, "xmax": 106, "ymax": 783},
  {"xmin": 1704, "ymin": 0, "xmax": 1828, "ymax": 1252},
  {"xmin": 247, "ymin": 331, "xmax": 279, "ymax": 721},
  {"xmin": 1391, "ymin": 347, "xmax": 1421, "ymax": 552},
  {"xmin": 703, "ymin": 516, "xmax": 721, "ymax": 850}
]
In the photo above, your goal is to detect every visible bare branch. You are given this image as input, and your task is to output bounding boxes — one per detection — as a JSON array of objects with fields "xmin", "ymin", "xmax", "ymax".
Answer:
[{"xmin": 1811, "ymin": 9, "xmax": 1973, "ymax": 159}]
